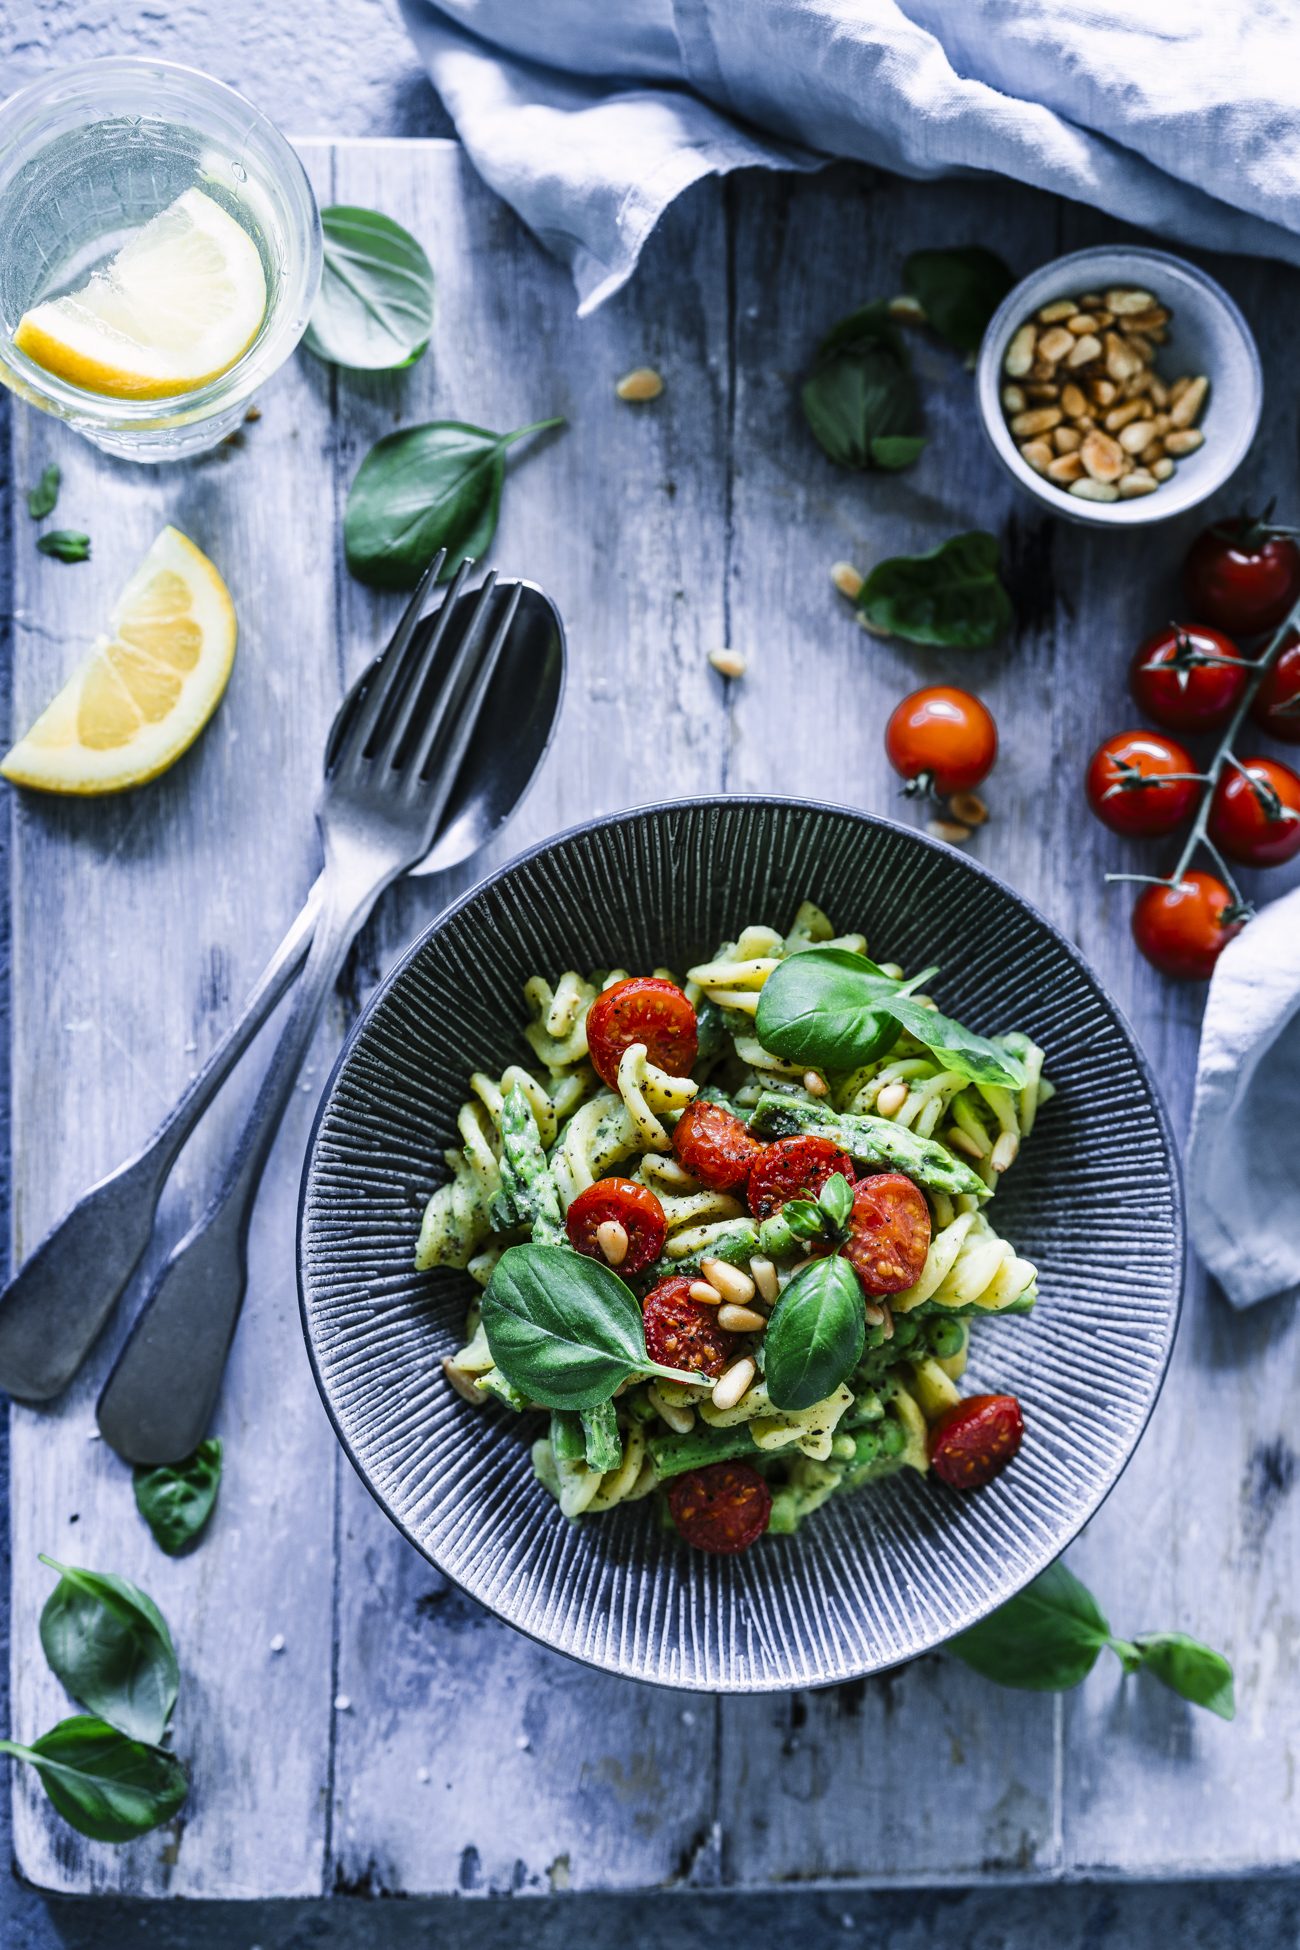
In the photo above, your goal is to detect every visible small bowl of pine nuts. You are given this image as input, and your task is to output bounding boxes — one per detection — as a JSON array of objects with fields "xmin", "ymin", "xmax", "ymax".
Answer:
[{"xmin": 977, "ymin": 245, "xmax": 1261, "ymax": 528}]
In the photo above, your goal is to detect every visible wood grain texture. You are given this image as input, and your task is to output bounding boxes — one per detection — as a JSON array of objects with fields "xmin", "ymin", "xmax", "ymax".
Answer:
[{"xmin": 6, "ymin": 138, "xmax": 1299, "ymax": 1896}]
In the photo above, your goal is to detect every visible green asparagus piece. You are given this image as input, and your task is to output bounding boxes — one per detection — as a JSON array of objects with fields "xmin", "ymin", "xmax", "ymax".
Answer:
[
  {"xmin": 496, "ymin": 1084, "xmax": 567, "ymax": 1246},
  {"xmin": 550, "ymin": 1409, "xmax": 586, "ymax": 1464},
  {"xmin": 747, "ymin": 1092, "xmax": 990, "ymax": 1202},
  {"xmin": 581, "ymin": 1398, "xmax": 622, "ymax": 1472},
  {"xmin": 646, "ymin": 1421, "xmax": 761, "ymax": 1480}
]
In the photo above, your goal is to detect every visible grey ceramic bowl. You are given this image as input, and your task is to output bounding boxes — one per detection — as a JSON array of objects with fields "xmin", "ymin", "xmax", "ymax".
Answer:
[
  {"xmin": 297, "ymin": 799, "xmax": 1184, "ymax": 1692},
  {"xmin": 977, "ymin": 244, "xmax": 1262, "ymax": 528}
]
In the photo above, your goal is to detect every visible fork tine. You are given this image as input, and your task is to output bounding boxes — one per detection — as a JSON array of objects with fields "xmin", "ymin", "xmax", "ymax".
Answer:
[
  {"xmin": 409, "ymin": 582, "xmax": 522, "ymax": 820},
  {"xmin": 335, "ymin": 548, "xmax": 451, "ymax": 766},
  {"xmin": 374, "ymin": 568, "xmax": 498, "ymax": 774}
]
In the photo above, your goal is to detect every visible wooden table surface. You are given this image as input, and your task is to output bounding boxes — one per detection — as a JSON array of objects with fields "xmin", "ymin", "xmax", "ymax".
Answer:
[{"xmin": 5, "ymin": 138, "xmax": 1298, "ymax": 1899}]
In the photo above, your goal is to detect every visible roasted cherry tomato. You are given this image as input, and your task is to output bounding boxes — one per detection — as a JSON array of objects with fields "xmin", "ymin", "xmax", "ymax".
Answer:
[
  {"xmin": 585, "ymin": 975, "xmax": 698, "ymax": 1090},
  {"xmin": 1085, "ymin": 729, "xmax": 1200, "ymax": 837},
  {"xmin": 884, "ymin": 686, "xmax": 997, "ymax": 796},
  {"xmin": 667, "ymin": 1461, "xmax": 772, "ymax": 1554},
  {"xmin": 746, "ymin": 1134, "xmax": 855, "ymax": 1220},
  {"xmin": 671, "ymin": 1098, "xmax": 763, "ymax": 1190},
  {"xmin": 1207, "ymin": 756, "xmax": 1300, "ymax": 867},
  {"xmin": 1183, "ymin": 514, "xmax": 1300, "ymax": 636},
  {"xmin": 928, "ymin": 1393, "xmax": 1024, "ymax": 1490},
  {"xmin": 642, "ymin": 1275, "xmax": 737, "ymax": 1381},
  {"xmin": 842, "ymin": 1173, "xmax": 932, "ymax": 1295},
  {"xmin": 1128, "ymin": 623, "xmax": 1246, "ymax": 733},
  {"xmin": 1251, "ymin": 630, "xmax": 1300, "ymax": 743},
  {"xmin": 565, "ymin": 1177, "xmax": 666, "ymax": 1274},
  {"xmin": 1131, "ymin": 871, "xmax": 1246, "ymax": 980}
]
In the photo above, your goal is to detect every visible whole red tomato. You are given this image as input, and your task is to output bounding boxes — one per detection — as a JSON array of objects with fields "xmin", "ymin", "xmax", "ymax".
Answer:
[
  {"xmin": 1184, "ymin": 514, "xmax": 1300, "ymax": 636},
  {"xmin": 1251, "ymin": 630, "xmax": 1300, "ymax": 744},
  {"xmin": 1207, "ymin": 756, "xmax": 1300, "ymax": 867},
  {"xmin": 1129, "ymin": 623, "xmax": 1246, "ymax": 733},
  {"xmin": 1085, "ymin": 730, "xmax": 1200, "ymax": 837},
  {"xmin": 1131, "ymin": 872, "xmax": 1247, "ymax": 980},
  {"xmin": 884, "ymin": 687, "xmax": 997, "ymax": 796}
]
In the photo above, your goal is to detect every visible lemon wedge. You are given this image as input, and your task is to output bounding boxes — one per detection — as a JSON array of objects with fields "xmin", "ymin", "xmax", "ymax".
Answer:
[
  {"xmin": 2, "ymin": 527, "xmax": 237, "ymax": 794},
  {"xmin": 14, "ymin": 189, "xmax": 266, "ymax": 400}
]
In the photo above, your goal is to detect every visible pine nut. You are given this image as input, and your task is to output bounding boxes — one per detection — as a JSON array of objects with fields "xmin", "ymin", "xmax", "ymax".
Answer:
[
  {"xmin": 701, "ymin": 1258, "xmax": 757, "ymax": 1306},
  {"xmin": 1037, "ymin": 299, "xmax": 1077, "ymax": 324},
  {"xmin": 1106, "ymin": 288, "xmax": 1155, "ymax": 314},
  {"xmin": 1081, "ymin": 430, "xmax": 1124, "ymax": 482},
  {"xmin": 1151, "ymin": 457, "xmax": 1175, "ymax": 481},
  {"xmin": 1010, "ymin": 406, "xmax": 1062, "ymax": 437},
  {"xmin": 928, "ymin": 818, "xmax": 971, "ymax": 844},
  {"xmin": 1169, "ymin": 376, "xmax": 1209, "ymax": 428},
  {"xmin": 717, "ymin": 1303, "xmax": 768, "ymax": 1334},
  {"xmin": 689, "ymin": 1280, "xmax": 723, "ymax": 1307},
  {"xmin": 1088, "ymin": 378, "xmax": 1118, "ymax": 407},
  {"xmin": 648, "ymin": 1383, "xmax": 695, "ymax": 1434},
  {"xmin": 1060, "ymin": 382, "xmax": 1089, "ymax": 419},
  {"xmin": 1004, "ymin": 324, "xmax": 1037, "ymax": 376},
  {"xmin": 1019, "ymin": 438, "xmax": 1053, "ymax": 473},
  {"xmin": 802, "ymin": 1070, "xmax": 829, "ymax": 1098},
  {"xmin": 1164, "ymin": 428, "xmax": 1204, "ymax": 456},
  {"xmin": 1037, "ymin": 326, "xmax": 1075, "ymax": 365},
  {"xmin": 1066, "ymin": 312, "xmax": 1100, "ymax": 334},
  {"xmin": 1001, "ymin": 386, "xmax": 1027, "ymax": 415},
  {"xmin": 616, "ymin": 366, "xmax": 664, "ymax": 402},
  {"xmin": 875, "ymin": 1081, "xmax": 909, "ymax": 1117},
  {"xmin": 597, "ymin": 1219, "xmax": 629, "ymax": 1267},
  {"xmin": 1104, "ymin": 332, "xmax": 1142, "ymax": 383},
  {"xmin": 991, "ymin": 1131, "xmax": 1021, "ymax": 1172},
  {"xmin": 1046, "ymin": 452, "xmax": 1085, "ymax": 484},
  {"xmin": 1053, "ymin": 426, "xmax": 1082, "ymax": 454},
  {"xmin": 1118, "ymin": 420, "xmax": 1156, "ymax": 454},
  {"xmin": 831, "ymin": 561, "xmax": 864, "ymax": 600},
  {"xmin": 711, "ymin": 1356, "xmax": 756, "ymax": 1412},
  {"xmin": 1069, "ymin": 478, "xmax": 1120, "ymax": 502},
  {"xmin": 750, "ymin": 1255, "xmax": 779, "ymax": 1305},
  {"xmin": 1066, "ymin": 333, "xmax": 1103, "ymax": 368},
  {"xmin": 948, "ymin": 790, "xmax": 988, "ymax": 826},
  {"xmin": 1103, "ymin": 398, "xmax": 1146, "ymax": 432},
  {"xmin": 1118, "ymin": 471, "xmax": 1159, "ymax": 498},
  {"xmin": 709, "ymin": 648, "xmax": 747, "ymax": 679}
]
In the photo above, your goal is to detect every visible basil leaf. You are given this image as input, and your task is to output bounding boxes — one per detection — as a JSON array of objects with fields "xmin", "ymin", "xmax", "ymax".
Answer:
[
  {"xmin": 303, "ymin": 205, "xmax": 435, "ymax": 371},
  {"xmin": 874, "ymin": 994, "xmax": 1027, "ymax": 1090},
  {"xmin": 1131, "ymin": 1633, "xmax": 1236, "ymax": 1721},
  {"xmin": 756, "ymin": 946, "xmax": 905, "ymax": 1069},
  {"xmin": 856, "ymin": 531, "xmax": 1012, "ymax": 649},
  {"xmin": 134, "ymin": 1439, "xmax": 222, "ymax": 1556},
  {"xmin": 819, "ymin": 1172, "xmax": 853, "ymax": 1231},
  {"xmin": 36, "ymin": 530, "xmax": 90, "ymax": 563},
  {"xmin": 26, "ymin": 464, "xmax": 60, "ymax": 519},
  {"xmin": 344, "ymin": 417, "xmax": 563, "ymax": 590},
  {"xmin": 0, "ymin": 1717, "xmax": 187, "ymax": 1843},
  {"xmin": 903, "ymin": 247, "xmax": 1014, "ymax": 356},
  {"xmin": 801, "ymin": 301, "xmax": 924, "ymax": 472},
  {"xmin": 39, "ymin": 1557, "xmax": 178, "ymax": 1745},
  {"xmin": 948, "ymin": 1562, "xmax": 1111, "ymax": 1691},
  {"xmin": 764, "ymin": 1257, "xmax": 865, "ymax": 1412}
]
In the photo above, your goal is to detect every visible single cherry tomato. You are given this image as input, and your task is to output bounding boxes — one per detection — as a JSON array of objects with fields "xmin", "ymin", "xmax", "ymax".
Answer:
[
  {"xmin": 585, "ymin": 976, "xmax": 698, "ymax": 1090},
  {"xmin": 842, "ymin": 1173, "xmax": 932, "ymax": 1295},
  {"xmin": 671, "ymin": 1098, "xmax": 763, "ymax": 1190},
  {"xmin": 642, "ymin": 1275, "xmax": 737, "ymax": 1381},
  {"xmin": 1128, "ymin": 623, "xmax": 1247, "ymax": 733},
  {"xmin": 1184, "ymin": 514, "xmax": 1300, "ymax": 636},
  {"xmin": 1252, "ymin": 630, "xmax": 1300, "ymax": 743},
  {"xmin": 1131, "ymin": 871, "xmax": 1246, "ymax": 980},
  {"xmin": 884, "ymin": 687, "xmax": 998, "ymax": 797},
  {"xmin": 565, "ymin": 1177, "xmax": 666, "ymax": 1274},
  {"xmin": 746, "ymin": 1134, "xmax": 855, "ymax": 1220},
  {"xmin": 928, "ymin": 1393, "xmax": 1024, "ymax": 1490},
  {"xmin": 667, "ymin": 1460, "xmax": 772, "ymax": 1554},
  {"xmin": 1207, "ymin": 756, "xmax": 1300, "ymax": 867},
  {"xmin": 1085, "ymin": 729, "xmax": 1200, "ymax": 837}
]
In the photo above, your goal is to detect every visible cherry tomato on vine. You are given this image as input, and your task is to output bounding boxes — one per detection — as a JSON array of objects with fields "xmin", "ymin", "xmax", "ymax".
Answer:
[
  {"xmin": 1131, "ymin": 871, "xmax": 1247, "ymax": 980},
  {"xmin": 1183, "ymin": 513, "xmax": 1300, "ymax": 636},
  {"xmin": 1251, "ymin": 630, "xmax": 1300, "ymax": 744},
  {"xmin": 1085, "ymin": 730, "xmax": 1200, "ymax": 837},
  {"xmin": 1207, "ymin": 756, "xmax": 1300, "ymax": 867},
  {"xmin": 884, "ymin": 687, "xmax": 997, "ymax": 797},
  {"xmin": 1128, "ymin": 623, "xmax": 1247, "ymax": 733},
  {"xmin": 585, "ymin": 976, "xmax": 697, "ymax": 1089}
]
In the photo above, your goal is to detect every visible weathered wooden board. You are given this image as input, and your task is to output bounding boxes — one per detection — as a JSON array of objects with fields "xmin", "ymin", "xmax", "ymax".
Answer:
[{"xmin": 5, "ymin": 139, "xmax": 1298, "ymax": 1898}]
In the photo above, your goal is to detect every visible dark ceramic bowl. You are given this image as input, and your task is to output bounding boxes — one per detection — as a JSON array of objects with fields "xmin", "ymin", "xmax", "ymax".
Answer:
[{"xmin": 297, "ymin": 798, "xmax": 1183, "ymax": 1692}]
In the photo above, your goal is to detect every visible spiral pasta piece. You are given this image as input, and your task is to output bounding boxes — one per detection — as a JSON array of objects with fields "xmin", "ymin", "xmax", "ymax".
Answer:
[{"xmin": 891, "ymin": 1211, "xmax": 1037, "ymax": 1314}]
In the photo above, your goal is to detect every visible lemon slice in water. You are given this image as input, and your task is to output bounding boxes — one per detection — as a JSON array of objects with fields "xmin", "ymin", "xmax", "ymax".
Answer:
[
  {"xmin": 14, "ymin": 189, "xmax": 266, "ymax": 400},
  {"xmin": 2, "ymin": 527, "xmax": 237, "ymax": 794}
]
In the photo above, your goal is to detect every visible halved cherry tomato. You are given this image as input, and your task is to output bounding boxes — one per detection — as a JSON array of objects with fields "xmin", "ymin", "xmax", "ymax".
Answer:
[
  {"xmin": 1128, "ymin": 623, "xmax": 1246, "ymax": 733},
  {"xmin": 1184, "ymin": 515, "xmax": 1300, "ymax": 636},
  {"xmin": 565, "ymin": 1177, "xmax": 666, "ymax": 1274},
  {"xmin": 667, "ymin": 1461, "xmax": 772, "ymax": 1554},
  {"xmin": 1251, "ymin": 631, "xmax": 1300, "ymax": 743},
  {"xmin": 1085, "ymin": 730, "xmax": 1200, "ymax": 837},
  {"xmin": 842, "ymin": 1173, "xmax": 931, "ymax": 1295},
  {"xmin": 671, "ymin": 1098, "xmax": 763, "ymax": 1190},
  {"xmin": 885, "ymin": 686, "xmax": 997, "ymax": 796},
  {"xmin": 1131, "ymin": 871, "xmax": 1246, "ymax": 980},
  {"xmin": 642, "ymin": 1275, "xmax": 737, "ymax": 1380},
  {"xmin": 1207, "ymin": 756, "xmax": 1300, "ymax": 867},
  {"xmin": 928, "ymin": 1393, "xmax": 1024, "ymax": 1490},
  {"xmin": 585, "ymin": 976, "xmax": 698, "ymax": 1089},
  {"xmin": 746, "ymin": 1134, "xmax": 855, "ymax": 1220}
]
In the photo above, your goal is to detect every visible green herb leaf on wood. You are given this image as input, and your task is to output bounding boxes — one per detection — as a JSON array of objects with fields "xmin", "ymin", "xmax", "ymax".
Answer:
[
  {"xmin": 38, "ymin": 1557, "xmax": 179, "ymax": 1745},
  {"xmin": 26, "ymin": 464, "xmax": 61, "ymax": 520},
  {"xmin": 801, "ymin": 301, "xmax": 925, "ymax": 472},
  {"xmin": 1130, "ymin": 1633, "xmax": 1236, "ymax": 1721},
  {"xmin": 304, "ymin": 206, "xmax": 435, "ymax": 371},
  {"xmin": 948, "ymin": 1561, "xmax": 1112, "ymax": 1691},
  {"xmin": 903, "ymin": 248, "xmax": 1015, "ymax": 356},
  {"xmin": 133, "ymin": 1439, "xmax": 222, "ymax": 1556},
  {"xmin": 36, "ymin": 530, "xmax": 90, "ymax": 563},
  {"xmin": 764, "ymin": 1256, "xmax": 865, "ymax": 1412},
  {"xmin": 856, "ymin": 530, "xmax": 1012, "ymax": 649},
  {"xmin": 0, "ymin": 1717, "xmax": 187, "ymax": 1843}
]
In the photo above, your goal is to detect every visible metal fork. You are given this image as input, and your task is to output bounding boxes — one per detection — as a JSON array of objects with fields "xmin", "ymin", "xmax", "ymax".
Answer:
[{"xmin": 95, "ymin": 556, "xmax": 521, "ymax": 1465}]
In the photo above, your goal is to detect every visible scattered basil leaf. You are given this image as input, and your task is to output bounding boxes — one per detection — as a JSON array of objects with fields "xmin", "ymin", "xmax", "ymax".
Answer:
[
  {"xmin": 133, "ymin": 1440, "xmax": 222, "ymax": 1557},
  {"xmin": 856, "ymin": 530, "xmax": 1012, "ymax": 649},
  {"xmin": 801, "ymin": 301, "xmax": 925, "ymax": 472},
  {"xmin": 0, "ymin": 1718, "xmax": 187, "ymax": 1844},
  {"xmin": 39, "ymin": 1557, "xmax": 178, "ymax": 1746},
  {"xmin": 903, "ymin": 247, "xmax": 1014, "ymax": 356},
  {"xmin": 874, "ymin": 994, "xmax": 1028, "ymax": 1090},
  {"xmin": 36, "ymin": 530, "xmax": 90, "ymax": 563},
  {"xmin": 949, "ymin": 1562, "xmax": 1111, "ymax": 1691},
  {"xmin": 819, "ymin": 1172, "xmax": 854, "ymax": 1232},
  {"xmin": 1131, "ymin": 1633, "xmax": 1236, "ymax": 1721},
  {"xmin": 755, "ymin": 946, "xmax": 934, "ymax": 1072},
  {"xmin": 26, "ymin": 464, "xmax": 60, "ymax": 520},
  {"xmin": 764, "ymin": 1256, "xmax": 865, "ymax": 1412},
  {"xmin": 344, "ymin": 417, "xmax": 563, "ymax": 590},
  {"xmin": 304, "ymin": 206, "xmax": 435, "ymax": 371}
]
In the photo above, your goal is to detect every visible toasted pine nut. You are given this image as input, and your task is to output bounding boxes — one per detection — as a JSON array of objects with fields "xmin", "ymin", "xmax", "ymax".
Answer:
[
  {"xmin": 1163, "ymin": 428, "xmax": 1205, "ymax": 456},
  {"xmin": 717, "ymin": 1304, "xmax": 768, "ymax": 1334},
  {"xmin": 616, "ymin": 366, "xmax": 664, "ymax": 402},
  {"xmin": 1037, "ymin": 299, "xmax": 1077, "ymax": 324},
  {"xmin": 597, "ymin": 1219, "xmax": 629, "ymax": 1267},
  {"xmin": 1119, "ymin": 420, "xmax": 1156, "ymax": 455},
  {"xmin": 1004, "ymin": 324, "xmax": 1037, "ymax": 376},
  {"xmin": 1169, "ymin": 376, "xmax": 1209, "ymax": 429},
  {"xmin": 1060, "ymin": 382, "xmax": 1089, "ymax": 419},
  {"xmin": 1010, "ymin": 406, "xmax": 1062, "ymax": 437},
  {"xmin": 1066, "ymin": 312, "xmax": 1100, "ymax": 335},
  {"xmin": 875, "ymin": 1081, "xmax": 909, "ymax": 1117},
  {"xmin": 927, "ymin": 818, "xmax": 971, "ymax": 844},
  {"xmin": 1053, "ymin": 426, "xmax": 1082, "ymax": 454},
  {"xmin": 701, "ymin": 1258, "xmax": 757, "ymax": 1307},
  {"xmin": 1105, "ymin": 288, "xmax": 1155, "ymax": 315},
  {"xmin": 1046, "ymin": 452, "xmax": 1085, "ymax": 484},
  {"xmin": 1024, "ymin": 382, "xmax": 1060, "ymax": 401},
  {"xmin": 1151, "ymin": 456, "xmax": 1175, "ymax": 481},
  {"xmin": 1103, "ymin": 398, "xmax": 1146, "ymax": 433},
  {"xmin": 244, "ymin": 403, "xmax": 262, "ymax": 422},
  {"xmin": 948, "ymin": 790, "xmax": 988, "ymax": 826},
  {"xmin": 1081, "ymin": 429, "xmax": 1125, "ymax": 483},
  {"xmin": 1066, "ymin": 333, "xmax": 1103, "ymax": 368},
  {"xmin": 1069, "ymin": 477, "xmax": 1120, "ymax": 503},
  {"xmin": 648, "ymin": 1383, "xmax": 695, "ymax": 1434},
  {"xmin": 991, "ymin": 1131, "xmax": 1021, "ymax": 1173},
  {"xmin": 1088, "ymin": 377, "xmax": 1118, "ymax": 407},
  {"xmin": 802, "ymin": 1070, "xmax": 829, "ymax": 1098},
  {"xmin": 1001, "ymin": 385, "xmax": 1027, "ymax": 415},
  {"xmin": 1118, "ymin": 471, "xmax": 1159, "ymax": 497},
  {"xmin": 709, "ymin": 648, "xmax": 747, "ymax": 679},
  {"xmin": 711, "ymin": 1356, "xmax": 756, "ymax": 1412},
  {"xmin": 1167, "ymin": 375, "xmax": 1192, "ymax": 403},
  {"xmin": 831, "ymin": 561, "xmax": 865, "ymax": 601},
  {"xmin": 1037, "ymin": 326, "xmax": 1075, "ymax": 364},
  {"xmin": 689, "ymin": 1280, "xmax": 723, "ymax": 1307},
  {"xmin": 750, "ymin": 1256, "xmax": 779, "ymax": 1305},
  {"xmin": 1104, "ymin": 332, "xmax": 1142, "ymax": 383},
  {"xmin": 1019, "ymin": 438, "xmax": 1053, "ymax": 473}
]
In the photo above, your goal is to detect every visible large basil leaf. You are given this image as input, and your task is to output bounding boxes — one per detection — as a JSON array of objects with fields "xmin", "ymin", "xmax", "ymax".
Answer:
[
  {"xmin": 949, "ymin": 1562, "xmax": 1110, "ymax": 1690},
  {"xmin": 304, "ymin": 206, "xmax": 434, "ymax": 370},
  {"xmin": 344, "ymin": 417, "xmax": 563, "ymax": 590},
  {"xmin": 134, "ymin": 1439, "xmax": 222, "ymax": 1557},
  {"xmin": 756, "ymin": 945, "xmax": 923, "ymax": 1070},
  {"xmin": 39, "ymin": 1557, "xmax": 178, "ymax": 1745},
  {"xmin": 801, "ymin": 301, "xmax": 925, "ymax": 472},
  {"xmin": 0, "ymin": 1717, "xmax": 187, "ymax": 1843},
  {"xmin": 856, "ymin": 531, "xmax": 1012, "ymax": 649},
  {"xmin": 1129, "ymin": 1633, "xmax": 1236, "ymax": 1721},
  {"xmin": 903, "ymin": 247, "xmax": 1014, "ymax": 356},
  {"xmin": 874, "ymin": 994, "xmax": 1027, "ymax": 1090},
  {"xmin": 764, "ymin": 1257, "xmax": 865, "ymax": 1412}
]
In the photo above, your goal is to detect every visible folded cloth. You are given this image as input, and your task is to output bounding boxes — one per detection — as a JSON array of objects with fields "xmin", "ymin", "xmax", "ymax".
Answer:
[
  {"xmin": 399, "ymin": 0, "xmax": 1300, "ymax": 313},
  {"xmin": 1186, "ymin": 886, "xmax": 1300, "ymax": 1309}
]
